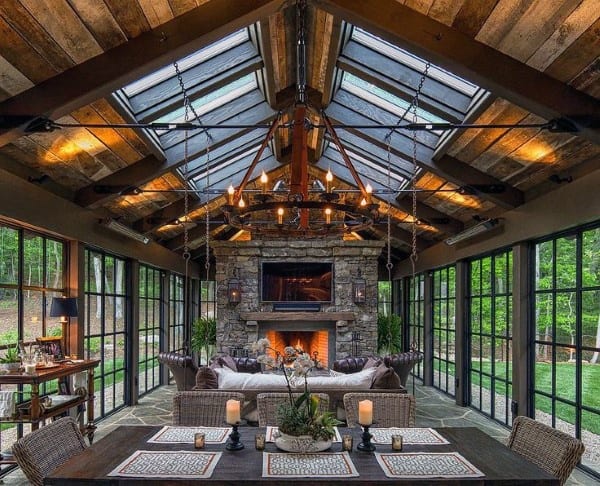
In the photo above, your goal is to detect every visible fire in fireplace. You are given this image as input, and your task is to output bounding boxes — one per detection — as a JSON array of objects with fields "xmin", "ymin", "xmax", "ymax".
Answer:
[{"xmin": 265, "ymin": 330, "xmax": 329, "ymax": 368}]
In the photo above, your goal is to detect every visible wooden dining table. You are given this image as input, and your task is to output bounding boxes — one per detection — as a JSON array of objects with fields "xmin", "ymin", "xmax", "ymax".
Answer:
[{"xmin": 45, "ymin": 425, "xmax": 559, "ymax": 485}]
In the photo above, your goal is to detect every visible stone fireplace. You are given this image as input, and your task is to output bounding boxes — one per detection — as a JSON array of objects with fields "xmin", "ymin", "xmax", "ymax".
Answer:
[{"xmin": 212, "ymin": 238, "xmax": 384, "ymax": 367}]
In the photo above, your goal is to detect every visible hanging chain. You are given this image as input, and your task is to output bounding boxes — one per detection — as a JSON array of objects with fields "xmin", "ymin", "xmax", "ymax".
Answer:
[
  {"xmin": 204, "ymin": 136, "xmax": 211, "ymax": 286},
  {"xmin": 385, "ymin": 135, "xmax": 393, "ymax": 285}
]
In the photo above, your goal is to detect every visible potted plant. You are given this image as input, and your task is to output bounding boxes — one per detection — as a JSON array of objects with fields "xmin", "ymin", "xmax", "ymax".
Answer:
[
  {"xmin": 0, "ymin": 345, "xmax": 21, "ymax": 372},
  {"xmin": 377, "ymin": 312, "xmax": 402, "ymax": 355},
  {"xmin": 251, "ymin": 338, "xmax": 341, "ymax": 452},
  {"xmin": 191, "ymin": 317, "xmax": 216, "ymax": 365}
]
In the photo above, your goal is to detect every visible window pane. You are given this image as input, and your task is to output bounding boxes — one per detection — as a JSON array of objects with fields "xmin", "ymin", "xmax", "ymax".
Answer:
[
  {"xmin": 23, "ymin": 232, "xmax": 43, "ymax": 288},
  {"xmin": 0, "ymin": 226, "xmax": 18, "ymax": 284}
]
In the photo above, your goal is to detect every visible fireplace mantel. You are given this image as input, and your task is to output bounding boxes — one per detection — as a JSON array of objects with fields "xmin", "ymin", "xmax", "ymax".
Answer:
[{"xmin": 239, "ymin": 312, "xmax": 355, "ymax": 322}]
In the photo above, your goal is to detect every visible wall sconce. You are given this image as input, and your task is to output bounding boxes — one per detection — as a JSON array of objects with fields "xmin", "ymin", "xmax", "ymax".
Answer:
[
  {"xmin": 353, "ymin": 270, "xmax": 366, "ymax": 304},
  {"xmin": 228, "ymin": 269, "xmax": 242, "ymax": 304},
  {"xmin": 49, "ymin": 296, "xmax": 78, "ymax": 355}
]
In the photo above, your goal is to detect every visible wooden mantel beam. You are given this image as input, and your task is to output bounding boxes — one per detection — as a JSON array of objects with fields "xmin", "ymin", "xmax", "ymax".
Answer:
[
  {"xmin": 0, "ymin": 0, "xmax": 284, "ymax": 147},
  {"xmin": 317, "ymin": 0, "xmax": 600, "ymax": 145}
]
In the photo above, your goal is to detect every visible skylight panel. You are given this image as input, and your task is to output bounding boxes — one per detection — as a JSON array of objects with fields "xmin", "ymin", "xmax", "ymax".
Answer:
[
  {"xmin": 189, "ymin": 144, "xmax": 265, "ymax": 184},
  {"xmin": 341, "ymin": 72, "xmax": 445, "ymax": 126},
  {"xmin": 154, "ymin": 73, "xmax": 257, "ymax": 125},
  {"xmin": 352, "ymin": 28, "xmax": 479, "ymax": 97},
  {"xmin": 122, "ymin": 29, "xmax": 249, "ymax": 97}
]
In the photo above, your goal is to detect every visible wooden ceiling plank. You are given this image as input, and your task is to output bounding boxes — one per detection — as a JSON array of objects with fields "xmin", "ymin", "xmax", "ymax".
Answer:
[
  {"xmin": 68, "ymin": 0, "xmax": 128, "ymax": 51},
  {"xmin": 0, "ymin": 14, "xmax": 59, "ymax": 83},
  {"xmin": 427, "ymin": 0, "xmax": 465, "ymax": 26},
  {"xmin": 495, "ymin": 0, "xmax": 580, "ymax": 63},
  {"xmin": 317, "ymin": 0, "xmax": 600, "ymax": 145},
  {"xmin": 102, "ymin": 0, "xmax": 151, "ymax": 39},
  {"xmin": 20, "ymin": 0, "xmax": 103, "ymax": 64},
  {"xmin": 544, "ymin": 16, "xmax": 600, "ymax": 85},
  {"xmin": 527, "ymin": 0, "xmax": 599, "ymax": 72},
  {"xmin": 451, "ymin": 0, "xmax": 499, "ymax": 38},
  {"xmin": 167, "ymin": 0, "xmax": 198, "ymax": 18},
  {"xmin": 0, "ymin": 0, "xmax": 284, "ymax": 147},
  {"xmin": 137, "ymin": 0, "xmax": 174, "ymax": 29},
  {"xmin": 132, "ymin": 196, "xmax": 201, "ymax": 233},
  {"xmin": 0, "ymin": 56, "xmax": 34, "ymax": 99},
  {"xmin": 0, "ymin": 0, "xmax": 74, "ymax": 73}
]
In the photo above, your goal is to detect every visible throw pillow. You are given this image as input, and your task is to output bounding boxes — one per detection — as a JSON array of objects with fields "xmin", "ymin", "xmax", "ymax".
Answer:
[
  {"xmin": 194, "ymin": 366, "xmax": 218, "ymax": 389},
  {"xmin": 305, "ymin": 366, "xmax": 377, "ymax": 389},
  {"xmin": 217, "ymin": 370, "xmax": 288, "ymax": 389},
  {"xmin": 371, "ymin": 364, "xmax": 402, "ymax": 389},
  {"xmin": 218, "ymin": 355, "xmax": 238, "ymax": 372},
  {"xmin": 363, "ymin": 356, "xmax": 380, "ymax": 370}
]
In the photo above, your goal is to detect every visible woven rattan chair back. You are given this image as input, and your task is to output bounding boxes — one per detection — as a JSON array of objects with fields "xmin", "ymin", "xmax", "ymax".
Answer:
[
  {"xmin": 12, "ymin": 416, "xmax": 87, "ymax": 486},
  {"xmin": 343, "ymin": 392, "xmax": 416, "ymax": 428},
  {"xmin": 507, "ymin": 416, "xmax": 584, "ymax": 485},
  {"xmin": 257, "ymin": 392, "xmax": 330, "ymax": 427},
  {"xmin": 173, "ymin": 391, "xmax": 245, "ymax": 426}
]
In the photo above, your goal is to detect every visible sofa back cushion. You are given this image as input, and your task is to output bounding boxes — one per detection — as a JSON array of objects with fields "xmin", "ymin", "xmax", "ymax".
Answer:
[
  {"xmin": 194, "ymin": 366, "xmax": 218, "ymax": 389},
  {"xmin": 332, "ymin": 356, "xmax": 381, "ymax": 374}
]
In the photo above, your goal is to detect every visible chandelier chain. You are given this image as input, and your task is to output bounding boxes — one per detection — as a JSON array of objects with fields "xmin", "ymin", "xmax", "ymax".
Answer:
[{"xmin": 174, "ymin": 61, "xmax": 212, "ymax": 142}]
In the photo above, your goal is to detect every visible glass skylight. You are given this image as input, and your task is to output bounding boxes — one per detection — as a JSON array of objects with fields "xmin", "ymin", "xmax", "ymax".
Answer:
[
  {"xmin": 189, "ymin": 144, "xmax": 266, "ymax": 185},
  {"xmin": 352, "ymin": 28, "xmax": 479, "ymax": 97},
  {"xmin": 122, "ymin": 29, "xmax": 249, "ymax": 97},
  {"xmin": 341, "ymin": 72, "xmax": 445, "ymax": 125}
]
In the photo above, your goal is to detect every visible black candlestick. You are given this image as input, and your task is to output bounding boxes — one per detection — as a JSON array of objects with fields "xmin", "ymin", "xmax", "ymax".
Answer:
[
  {"xmin": 357, "ymin": 424, "xmax": 376, "ymax": 452},
  {"xmin": 226, "ymin": 422, "xmax": 244, "ymax": 451}
]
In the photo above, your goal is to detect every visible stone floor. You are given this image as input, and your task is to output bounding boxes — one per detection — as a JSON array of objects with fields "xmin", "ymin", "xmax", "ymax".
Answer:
[{"xmin": 1, "ymin": 381, "xmax": 598, "ymax": 484}]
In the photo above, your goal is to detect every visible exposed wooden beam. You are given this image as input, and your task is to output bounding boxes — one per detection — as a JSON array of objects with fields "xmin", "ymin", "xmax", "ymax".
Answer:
[
  {"xmin": 0, "ymin": 0, "xmax": 284, "ymax": 147},
  {"xmin": 395, "ymin": 198, "xmax": 464, "ymax": 235},
  {"xmin": 274, "ymin": 85, "xmax": 324, "ymax": 111},
  {"xmin": 255, "ymin": 20, "xmax": 277, "ymax": 108},
  {"xmin": 325, "ymin": 111, "xmax": 524, "ymax": 209},
  {"xmin": 132, "ymin": 197, "xmax": 203, "ymax": 234},
  {"xmin": 317, "ymin": 0, "xmax": 600, "ymax": 145}
]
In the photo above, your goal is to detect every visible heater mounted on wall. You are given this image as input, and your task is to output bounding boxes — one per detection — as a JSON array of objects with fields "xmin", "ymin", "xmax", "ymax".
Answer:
[{"xmin": 444, "ymin": 218, "xmax": 501, "ymax": 246}]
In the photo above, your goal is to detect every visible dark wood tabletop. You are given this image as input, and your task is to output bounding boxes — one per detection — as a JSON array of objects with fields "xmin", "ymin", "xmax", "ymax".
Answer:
[{"xmin": 45, "ymin": 425, "xmax": 559, "ymax": 485}]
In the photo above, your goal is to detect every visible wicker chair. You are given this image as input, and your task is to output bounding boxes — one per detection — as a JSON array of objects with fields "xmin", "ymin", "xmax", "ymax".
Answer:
[
  {"xmin": 507, "ymin": 416, "xmax": 585, "ymax": 485},
  {"xmin": 343, "ymin": 392, "xmax": 416, "ymax": 428},
  {"xmin": 173, "ymin": 391, "xmax": 245, "ymax": 426},
  {"xmin": 12, "ymin": 417, "xmax": 87, "ymax": 486},
  {"xmin": 257, "ymin": 392, "xmax": 330, "ymax": 427}
]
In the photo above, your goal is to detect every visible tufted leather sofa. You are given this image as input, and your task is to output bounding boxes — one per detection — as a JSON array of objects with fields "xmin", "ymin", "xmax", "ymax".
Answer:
[
  {"xmin": 383, "ymin": 351, "xmax": 424, "ymax": 387},
  {"xmin": 232, "ymin": 356, "xmax": 261, "ymax": 374},
  {"xmin": 158, "ymin": 351, "xmax": 198, "ymax": 391},
  {"xmin": 333, "ymin": 352, "xmax": 423, "ymax": 387}
]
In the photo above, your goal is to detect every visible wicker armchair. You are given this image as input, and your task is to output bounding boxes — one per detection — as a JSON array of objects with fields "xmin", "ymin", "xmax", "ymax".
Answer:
[
  {"xmin": 173, "ymin": 391, "xmax": 245, "ymax": 426},
  {"xmin": 507, "ymin": 416, "xmax": 584, "ymax": 485},
  {"xmin": 343, "ymin": 392, "xmax": 416, "ymax": 428},
  {"xmin": 12, "ymin": 417, "xmax": 87, "ymax": 486},
  {"xmin": 257, "ymin": 392, "xmax": 330, "ymax": 427}
]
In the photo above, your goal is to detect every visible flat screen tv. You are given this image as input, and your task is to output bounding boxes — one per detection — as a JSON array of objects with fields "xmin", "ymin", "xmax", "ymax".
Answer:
[{"xmin": 261, "ymin": 262, "xmax": 333, "ymax": 302}]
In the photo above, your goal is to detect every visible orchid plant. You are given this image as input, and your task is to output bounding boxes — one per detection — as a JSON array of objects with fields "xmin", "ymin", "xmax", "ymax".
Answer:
[{"xmin": 250, "ymin": 338, "xmax": 341, "ymax": 440}]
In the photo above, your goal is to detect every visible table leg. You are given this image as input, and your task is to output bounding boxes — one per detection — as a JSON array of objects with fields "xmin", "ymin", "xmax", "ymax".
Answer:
[
  {"xmin": 85, "ymin": 367, "xmax": 96, "ymax": 444},
  {"xmin": 31, "ymin": 383, "xmax": 40, "ymax": 431}
]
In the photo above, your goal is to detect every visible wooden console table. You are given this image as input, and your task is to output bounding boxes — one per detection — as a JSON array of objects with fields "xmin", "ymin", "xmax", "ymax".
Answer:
[{"xmin": 0, "ymin": 359, "xmax": 99, "ymax": 446}]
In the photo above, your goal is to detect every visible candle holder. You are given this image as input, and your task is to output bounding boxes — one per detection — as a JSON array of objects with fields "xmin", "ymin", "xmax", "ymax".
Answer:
[
  {"xmin": 357, "ymin": 424, "xmax": 376, "ymax": 452},
  {"xmin": 226, "ymin": 422, "xmax": 244, "ymax": 451}
]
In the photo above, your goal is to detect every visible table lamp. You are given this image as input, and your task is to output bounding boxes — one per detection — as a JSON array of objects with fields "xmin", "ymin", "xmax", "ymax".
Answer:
[{"xmin": 49, "ymin": 297, "xmax": 78, "ymax": 357}]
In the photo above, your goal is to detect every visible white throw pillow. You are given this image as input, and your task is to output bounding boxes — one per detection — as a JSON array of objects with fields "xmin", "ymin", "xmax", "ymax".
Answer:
[
  {"xmin": 216, "ymin": 368, "xmax": 289, "ymax": 390},
  {"xmin": 306, "ymin": 367, "xmax": 376, "ymax": 389}
]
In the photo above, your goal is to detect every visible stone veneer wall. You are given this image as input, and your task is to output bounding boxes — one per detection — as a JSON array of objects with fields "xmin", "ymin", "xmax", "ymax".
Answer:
[{"xmin": 211, "ymin": 238, "xmax": 384, "ymax": 361}]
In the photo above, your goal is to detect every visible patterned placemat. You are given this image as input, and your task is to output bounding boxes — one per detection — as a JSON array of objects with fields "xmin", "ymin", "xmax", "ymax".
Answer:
[
  {"xmin": 107, "ymin": 450, "xmax": 222, "ymax": 479},
  {"xmin": 263, "ymin": 452, "xmax": 359, "ymax": 478},
  {"xmin": 375, "ymin": 452, "xmax": 485, "ymax": 479},
  {"xmin": 265, "ymin": 426, "xmax": 342, "ymax": 442},
  {"xmin": 370, "ymin": 427, "xmax": 450, "ymax": 445},
  {"xmin": 147, "ymin": 426, "xmax": 231, "ymax": 444}
]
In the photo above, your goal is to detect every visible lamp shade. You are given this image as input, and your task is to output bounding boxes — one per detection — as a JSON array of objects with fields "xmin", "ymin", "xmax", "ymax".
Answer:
[{"xmin": 49, "ymin": 297, "xmax": 78, "ymax": 319}]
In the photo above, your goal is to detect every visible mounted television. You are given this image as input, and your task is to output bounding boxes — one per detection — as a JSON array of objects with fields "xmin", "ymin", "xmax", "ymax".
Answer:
[{"xmin": 261, "ymin": 262, "xmax": 333, "ymax": 302}]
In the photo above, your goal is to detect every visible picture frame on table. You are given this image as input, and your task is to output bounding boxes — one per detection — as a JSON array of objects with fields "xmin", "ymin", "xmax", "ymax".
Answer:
[{"xmin": 36, "ymin": 336, "xmax": 64, "ymax": 360}]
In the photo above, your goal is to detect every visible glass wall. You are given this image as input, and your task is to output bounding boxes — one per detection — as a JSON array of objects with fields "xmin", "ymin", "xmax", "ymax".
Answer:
[
  {"xmin": 407, "ymin": 274, "xmax": 425, "ymax": 380},
  {"xmin": 138, "ymin": 265, "xmax": 162, "ymax": 396},
  {"xmin": 84, "ymin": 249, "xmax": 127, "ymax": 418},
  {"xmin": 378, "ymin": 280, "xmax": 392, "ymax": 316},
  {"xmin": 533, "ymin": 225, "xmax": 600, "ymax": 475},
  {"xmin": 169, "ymin": 274, "xmax": 185, "ymax": 353},
  {"xmin": 469, "ymin": 250, "xmax": 513, "ymax": 425},
  {"xmin": 431, "ymin": 266, "xmax": 456, "ymax": 395}
]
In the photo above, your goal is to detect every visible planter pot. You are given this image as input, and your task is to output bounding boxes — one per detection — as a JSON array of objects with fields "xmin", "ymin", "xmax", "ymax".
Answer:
[
  {"xmin": 274, "ymin": 432, "xmax": 332, "ymax": 453},
  {"xmin": 0, "ymin": 362, "xmax": 21, "ymax": 372}
]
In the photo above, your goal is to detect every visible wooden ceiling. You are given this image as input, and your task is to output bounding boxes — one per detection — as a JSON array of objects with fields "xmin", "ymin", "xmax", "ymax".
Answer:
[{"xmin": 0, "ymin": 0, "xmax": 598, "ymax": 268}]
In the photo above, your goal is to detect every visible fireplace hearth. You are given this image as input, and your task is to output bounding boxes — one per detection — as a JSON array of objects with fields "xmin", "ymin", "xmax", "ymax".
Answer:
[{"xmin": 212, "ymin": 239, "xmax": 384, "ymax": 363}]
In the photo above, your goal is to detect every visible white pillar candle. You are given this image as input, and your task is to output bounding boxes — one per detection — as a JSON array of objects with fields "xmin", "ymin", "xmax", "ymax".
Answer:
[
  {"xmin": 358, "ymin": 399, "xmax": 373, "ymax": 425},
  {"xmin": 226, "ymin": 399, "xmax": 241, "ymax": 424}
]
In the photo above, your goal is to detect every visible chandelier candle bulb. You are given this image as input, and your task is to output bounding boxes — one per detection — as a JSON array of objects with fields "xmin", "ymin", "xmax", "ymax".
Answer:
[
  {"xmin": 358, "ymin": 400, "xmax": 373, "ymax": 425},
  {"xmin": 325, "ymin": 207, "xmax": 332, "ymax": 225},
  {"xmin": 226, "ymin": 399, "xmax": 241, "ymax": 424},
  {"xmin": 277, "ymin": 207, "xmax": 284, "ymax": 225},
  {"xmin": 260, "ymin": 171, "xmax": 268, "ymax": 193},
  {"xmin": 227, "ymin": 185, "xmax": 235, "ymax": 205},
  {"xmin": 326, "ymin": 169, "xmax": 333, "ymax": 192},
  {"xmin": 366, "ymin": 184, "xmax": 373, "ymax": 204}
]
